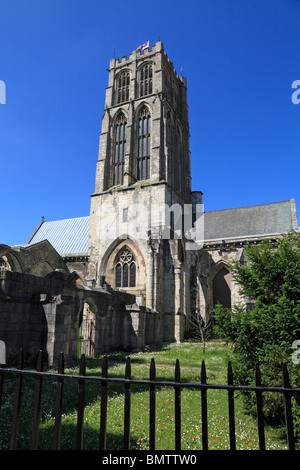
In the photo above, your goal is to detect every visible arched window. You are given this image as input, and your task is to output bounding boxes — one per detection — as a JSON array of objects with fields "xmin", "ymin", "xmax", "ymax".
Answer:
[
  {"xmin": 137, "ymin": 106, "xmax": 151, "ymax": 180},
  {"xmin": 78, "ymin": 300, "xmax": 96, "ymax": 357},
  {"xmin": 113, "ymin": 113, "xmax": 127, "ymax": 186},
  {"xmin": 213, "ymin": 267, "xmax": 231, "ymax": 309},
  {"xmin": 116, "ymin": 71, "xmax": 130, "ymax": 104},
  {"xmin": 115, "ymin": 248, "xmax": 136, "ymax": 288},
  {"xmin": 139, "ymin": 64, "xmax": 153, "ymax": 97}
]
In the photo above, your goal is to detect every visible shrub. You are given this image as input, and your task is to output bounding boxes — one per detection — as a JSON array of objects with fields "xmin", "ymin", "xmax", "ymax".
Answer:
[{"xmin": 213, "ymin": 232, "xmax": 300, "ymax": 440}]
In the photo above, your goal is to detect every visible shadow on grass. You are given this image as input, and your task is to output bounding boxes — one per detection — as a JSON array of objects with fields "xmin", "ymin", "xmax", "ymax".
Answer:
[{"xmin": 4, "ymin": 421, "xmax": 141, "ymax": 450}]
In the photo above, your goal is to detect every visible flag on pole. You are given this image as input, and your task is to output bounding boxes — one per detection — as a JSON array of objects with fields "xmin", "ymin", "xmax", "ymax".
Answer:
[{"xmin": 136, "ymin": 41, "xmax": 149, "ymax": 52}]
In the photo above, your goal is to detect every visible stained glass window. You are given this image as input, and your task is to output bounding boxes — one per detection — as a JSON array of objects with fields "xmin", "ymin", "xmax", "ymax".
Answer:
[{"xmin": 115, "ymin": 248, "xmax": 136, "ymax": 288}]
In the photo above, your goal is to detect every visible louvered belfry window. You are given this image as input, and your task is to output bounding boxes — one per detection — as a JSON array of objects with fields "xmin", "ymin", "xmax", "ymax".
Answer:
[
  {"xmin": 115, "ymin": 248, "xmax": 136, "ymax": 288},
  {"xmin": 137, "ymin": 106, "xmax": 151, "ymax": 180},
  {"xmin": 139, "ymin": 64, "xmax": 153, "ymax": 97},
  {"xmin": 113, "ymin": 113, "xmax": 127, "ymax": 186},
  {"xmin": 116, "ymin": 71, "xmax": 130, "ymax": 104}
]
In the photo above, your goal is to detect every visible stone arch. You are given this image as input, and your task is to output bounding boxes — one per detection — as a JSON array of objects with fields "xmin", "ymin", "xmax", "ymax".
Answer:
[
  {"xmin": 135, "ymin": 104, "xmax": 152, "ymax": 181},
  {"xmin": 78, "ymin": 297, "xmax": 98, "ymax": 357},
  {"xmin": 30, "ymin": 261, "xmax": 54, "ymax": 277},
  {"xmin": 212, "ymin": 262, "xmax": 231, "ymax": 309},
  {"xmin": 114, "ymin": 68, "xmax": 131, "ymax": 104},
  {"xmin": 0, "ymin": 255, "xmax": 12, "ymax": 273},
  {"xmin": 105, "ymin": 108, "xmax": 129, "ymax": 190},
  {"xmin": 100, "ymin": 236, "xmax": 146, "ymax": 295},
  {"xmin": 112, "ymin": 107, "xmax": 129, "ymax": 124},
  {"xmin": 135, "ymin": 100, "xmax": 152, "ymax": 117},
  {"xmin": 136, "ymin": 62, "xmax": 153, "ymax": 98},
  {"xmin": 0, "ymin": 247, "xmax": 22, "ymax": 273}
]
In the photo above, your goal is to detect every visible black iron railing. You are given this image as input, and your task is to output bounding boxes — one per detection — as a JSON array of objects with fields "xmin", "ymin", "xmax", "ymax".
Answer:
[{"xmin": 0, "ymin": 349, "xmax": 299, "ymax": 451}]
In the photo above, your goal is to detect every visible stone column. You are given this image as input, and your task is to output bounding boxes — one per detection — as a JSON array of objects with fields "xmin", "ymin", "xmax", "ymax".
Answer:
[{"xmin": 174, "ymin": 263, "xmax": 184, "ymax": 342}]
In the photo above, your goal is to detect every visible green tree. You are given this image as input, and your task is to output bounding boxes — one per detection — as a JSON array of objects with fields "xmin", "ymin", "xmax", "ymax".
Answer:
[{"xmin": 213, "ymin": 231, "xmax": 300, "ymax": 437}]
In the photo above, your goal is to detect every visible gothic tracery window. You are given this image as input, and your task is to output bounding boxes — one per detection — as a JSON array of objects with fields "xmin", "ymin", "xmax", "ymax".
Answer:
[
  {"xmin": 115, "ymin": 248, "xmax": 136, "ymax": 288},
  {"xmin": 137, "ymin": 106, "xmax": 151, "ymax": 180},
  {"xmin": 139, "ymin": 64, "xmax": 153, "ymax": 97},
  {"xmin": 116, "ymin": 71, "xmax": 130, "ymax": 104},
  {"xmin": 113, "ymin": 113, "xmax": 127, "ymax": 186}
]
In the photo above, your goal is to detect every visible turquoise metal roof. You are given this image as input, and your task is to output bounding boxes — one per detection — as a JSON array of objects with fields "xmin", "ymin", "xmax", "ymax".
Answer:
[{"xmin": 27, "ymin": 216, "xmax": 90, "ymax": 255}]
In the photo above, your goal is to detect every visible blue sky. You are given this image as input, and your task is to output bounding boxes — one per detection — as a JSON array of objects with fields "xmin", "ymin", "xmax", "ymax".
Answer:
[{"xmin": 0, "ymin": 0, "xmax": 300, "ymax": 246}]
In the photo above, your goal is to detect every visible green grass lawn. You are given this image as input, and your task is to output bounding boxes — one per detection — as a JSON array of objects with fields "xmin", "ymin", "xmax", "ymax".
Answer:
[{"xmin": 0, "ymin": 340, "xmax": 290, "ymax": 450}]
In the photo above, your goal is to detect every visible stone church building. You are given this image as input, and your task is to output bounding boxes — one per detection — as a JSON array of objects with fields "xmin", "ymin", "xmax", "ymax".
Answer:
[{"xmin": 0, "ymin": 41, "xmax": 298, "ymax": 364}]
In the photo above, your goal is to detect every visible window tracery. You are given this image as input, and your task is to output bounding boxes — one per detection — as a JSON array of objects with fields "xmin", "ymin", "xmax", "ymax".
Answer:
[
  {"xmin": 115, "ymin": 248, "xmax": 136, "ymax": 288},
  {"xmin": 116, "ymin": 71, "xmax": 130, "ymax": 104},
  {"xmin": 113, "ymin": 113, "xmax": 127, "ymax": 186},
  {"xmin": 137, "ymin": 106, "xmax": 151, "ymax": 180},
  {"xmin": 139, "ymin": 64, "xmax": 153, "ymax": 97}
]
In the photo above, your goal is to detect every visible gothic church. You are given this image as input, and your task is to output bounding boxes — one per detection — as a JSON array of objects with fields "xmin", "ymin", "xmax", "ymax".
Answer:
[{"xmin": 1, "ymin": 42, "xmax": 298, "ymax": 364}]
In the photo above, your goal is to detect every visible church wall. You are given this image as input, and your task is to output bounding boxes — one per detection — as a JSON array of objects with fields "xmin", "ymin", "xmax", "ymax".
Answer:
[
  {"xmin": 64, "ymin": 258, "xmax": 89, "ymax": 284},
  {"xmin": 0, "ymin": 269, "xmax": 157, "ymax": 366},
  {"xmin": 205, "ymin": 245, "xmax": 248, "ymax": 309}
]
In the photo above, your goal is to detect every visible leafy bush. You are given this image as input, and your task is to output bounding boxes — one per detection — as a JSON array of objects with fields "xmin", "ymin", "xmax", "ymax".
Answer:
[{"xmin": 213, "ymin": 232, "xmax": 300, "ymax": 440}]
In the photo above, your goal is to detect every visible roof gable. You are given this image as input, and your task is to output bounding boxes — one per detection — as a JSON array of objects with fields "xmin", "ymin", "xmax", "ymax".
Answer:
[{"xmin": 27, "ymin": 216, "xmax": 90, "ymax": 255}]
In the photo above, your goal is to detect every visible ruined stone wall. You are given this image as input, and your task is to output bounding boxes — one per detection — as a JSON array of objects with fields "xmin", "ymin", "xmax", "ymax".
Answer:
[
  {"xmin": 0, "ymin": 270, "xmax": 68, "ymax": 364},
  {"xmin": 0, "ymin": 269, "xmax": 172, "ymax": 366}
]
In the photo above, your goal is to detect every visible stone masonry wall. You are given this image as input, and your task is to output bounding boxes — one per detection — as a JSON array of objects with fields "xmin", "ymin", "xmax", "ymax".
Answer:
[{"xmin": 0, "ymin": 270, "xmax": 170, "ymax": 366}]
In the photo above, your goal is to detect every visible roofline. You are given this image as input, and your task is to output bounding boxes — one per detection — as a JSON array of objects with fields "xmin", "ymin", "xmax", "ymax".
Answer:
[
  {"xmin": 62, "ymin": 253, "xmax": 89, "ymax": 258},
  {"xmin": 26, "ymin": 217, "xmax": 45, "ymax": 244},
  {"xmin": 203, "ymin": 199, "xmax": 294, "ymax": 215},
  {"xmin": 202, "ymin": 229, "xmax": 300, "ymax": 247}
]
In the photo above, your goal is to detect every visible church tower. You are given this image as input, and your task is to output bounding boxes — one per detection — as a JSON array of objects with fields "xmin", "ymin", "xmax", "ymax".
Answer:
[{"xmin": 88, "ymin": 41, "xmax": 199, "ymax": 340}]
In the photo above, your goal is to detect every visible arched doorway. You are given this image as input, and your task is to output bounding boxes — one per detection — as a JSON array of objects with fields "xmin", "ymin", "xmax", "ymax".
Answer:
[
  {"xmin": 212, "ymin": 267, "xmax": 231, "ymax": 309},
  {"xmin": 78, "ymin": 301, "xmax": 96, "ymax": 357}
]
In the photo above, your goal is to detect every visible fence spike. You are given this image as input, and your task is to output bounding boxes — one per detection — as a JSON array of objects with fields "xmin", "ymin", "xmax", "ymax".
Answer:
[
  {"xmin": 99, "ymin": 355, "xmax": 108, "ymax": 450},
  {"xmin": 0, "ymin": 359, "xmax": 4, "ymax": 418},
  {"xmin": 76, "ymin": 354, "xmax": 86, "ymax": 450},
  {"xmin": 53, "ymin": 352, "xmax": 64, "ymax": 450},
  {"xmin": 201, "ymin": 360, "xmax": 208, "ymax": 450},
  {"xmin": 227, "ymin": 361, "xmax": 236, "ymax": 450},
  {"xmin": 282, "ymin": 362, "xmax": 290, "ymax": 387},
  {"xmin": 150, "ymin": 357, "xmax": 156, "ymax": 377},
  {"xmin": 175, "ymin": 359, "xmax": 180, "ymax": 382},
  {"xmin": 101, "ymin": 355, "xmax": 108, "ymax": 377},
  {"xmin": 149, "ymin": 358, "xmax": 156, "ymax": 451},
  {"xmin": 174, "ymin": 359, "xmax": 181, "ymax": 451},
  {"xmin": 255, "ymin": 362, "xmax": 262, "ymax": 385},
  {"xmin": 255, "ymin": 362, "xmax": 265, "ymax": 451},
  {"xmin": 124, "ymin": 357, "xmax": 131, "ymax": 450},
  {"xmin": 227, "ymin": 361, "xmax": 233, "ymax": 383},
  {"xmin": 201, "ymin": 360, "xmax": 207, "ymax": 384},
  {"xmin": 9, "ymin": 349, "xmax": 24, "ymax": 450},
  {"xmin": 282, "ymin": 363, "xmax": 295, "ymax": 451},
  {"xmin": 31, "ymin": 350, "xmax": 43, "ymax": 450},
  {"xmin": 17, "ymin": 348, "xmax": 24, "ymax": 369}
]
